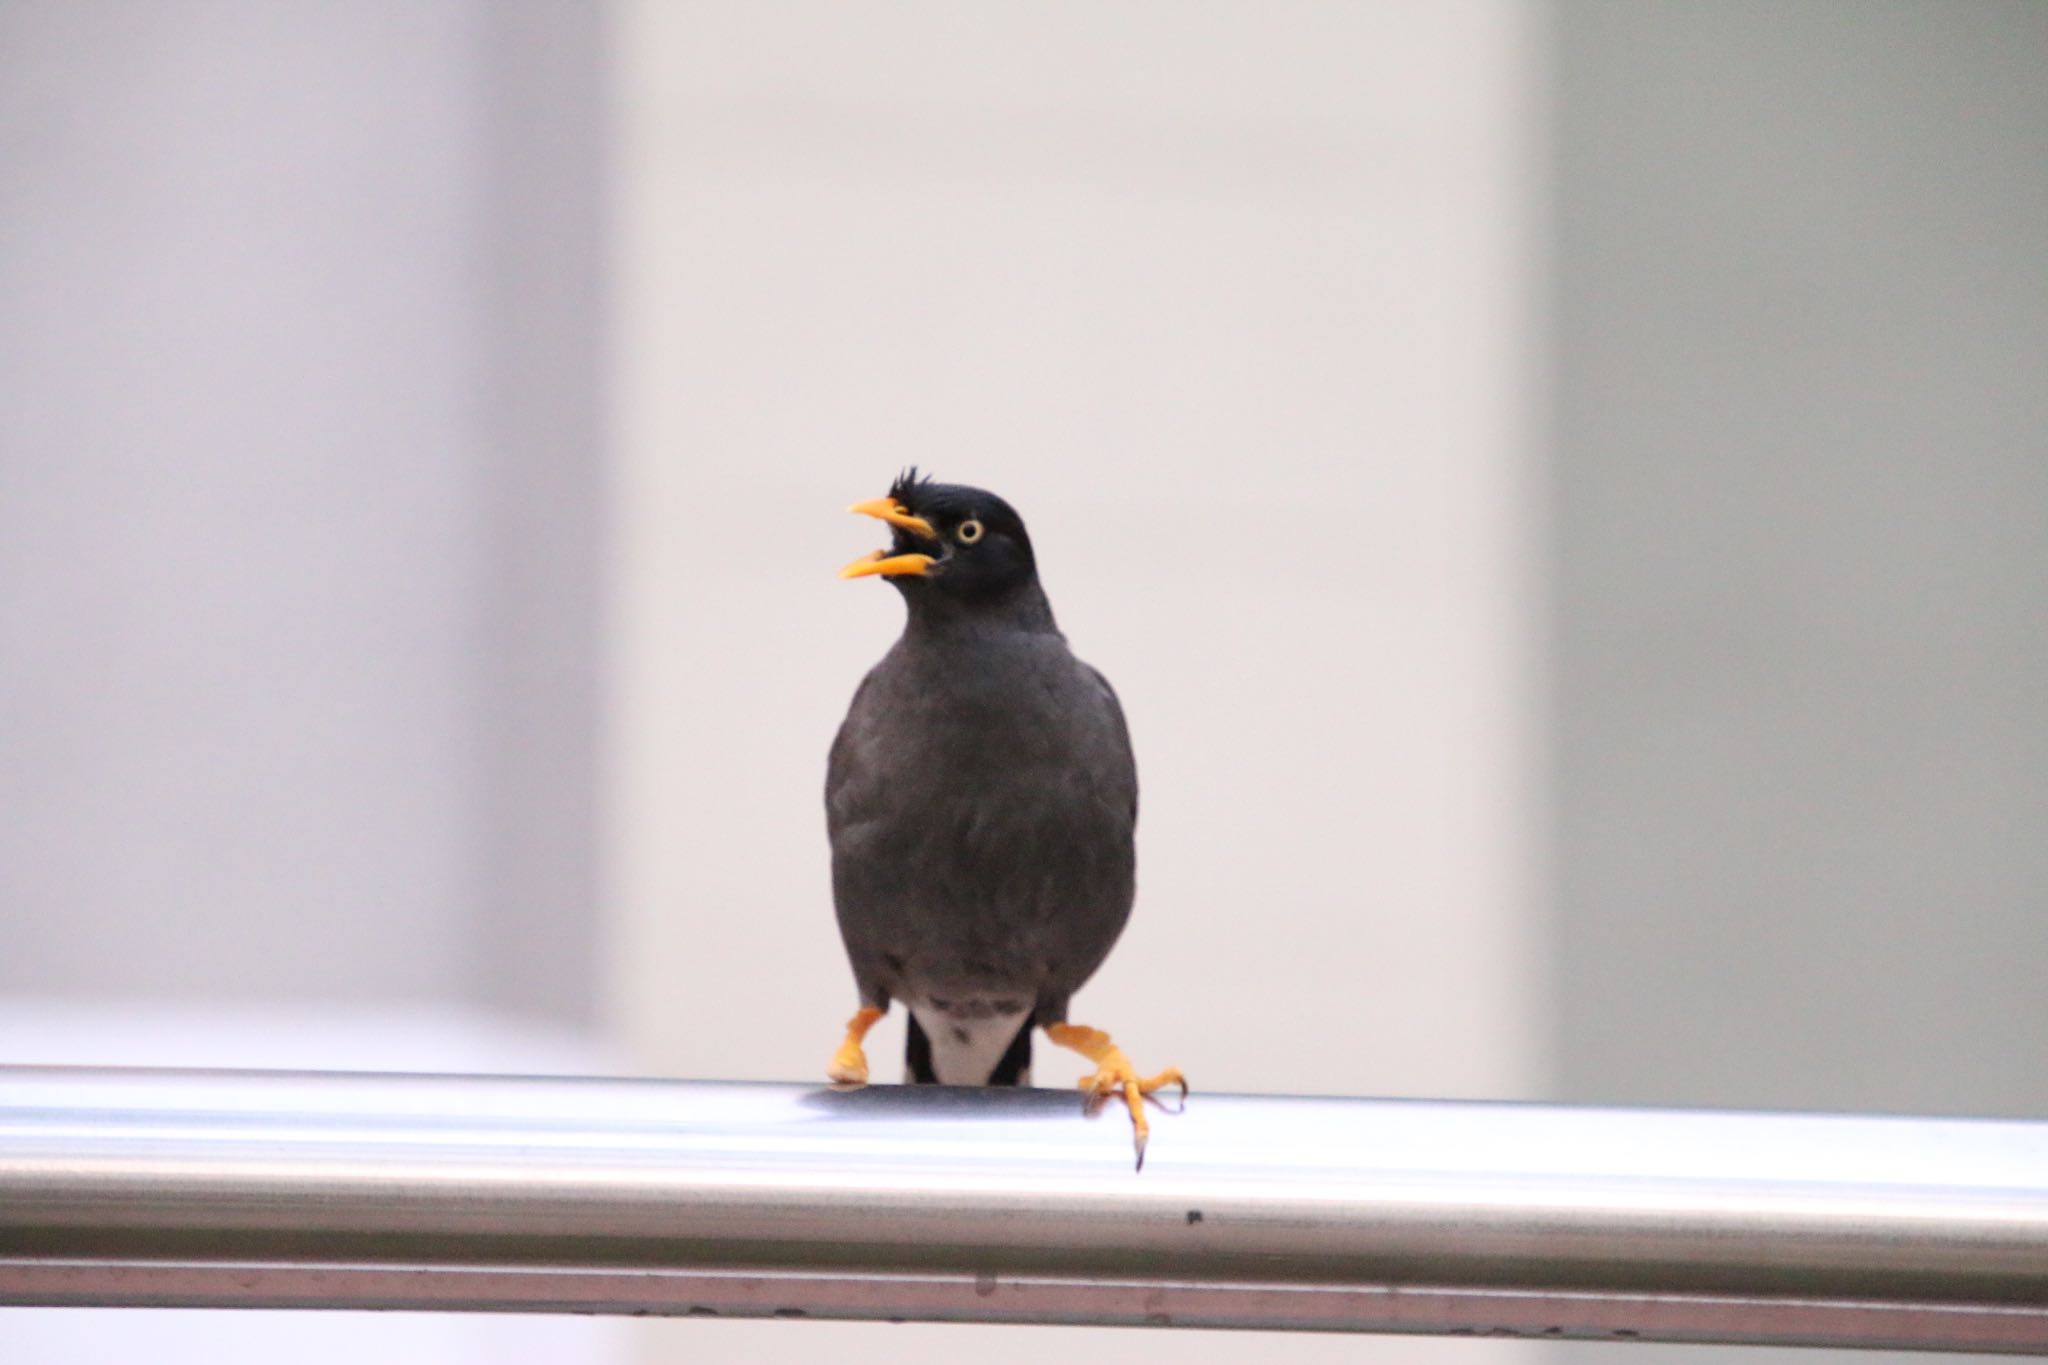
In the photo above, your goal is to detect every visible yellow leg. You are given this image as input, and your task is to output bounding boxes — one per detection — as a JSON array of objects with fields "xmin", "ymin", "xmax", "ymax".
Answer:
[
  {"xmin": 1045, "ymin": 1022, "xmax": 1187, "ymax": 1169},
  {"xmin": 826, "ymin": 1006, "xmax": 886, "ymax": 1087}
]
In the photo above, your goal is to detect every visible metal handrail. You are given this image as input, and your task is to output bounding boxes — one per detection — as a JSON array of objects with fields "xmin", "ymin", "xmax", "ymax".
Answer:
[{"xmin": 3, "ymin": 1065, "xmax": 2045, "ymax": 1352}]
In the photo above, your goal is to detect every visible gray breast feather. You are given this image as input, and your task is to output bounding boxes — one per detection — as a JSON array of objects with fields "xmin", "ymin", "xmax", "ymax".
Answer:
[{"xmin": 827, "ymin": 635, "xmax": 1137, "ymax": 1022}]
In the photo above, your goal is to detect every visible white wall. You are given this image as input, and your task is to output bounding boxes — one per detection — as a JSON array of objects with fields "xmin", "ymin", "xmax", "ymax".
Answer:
[
  {"xmin": 1555, "ymin": 0, "xmax": 2048, "ymax": 1118},
  {"xmin": 603, "ymin": 4, "xmax": 1549, "ymax": 1362},
  {"xmin": 1551, "ymin": 3, "xmax": 2048, "ymax": 1364},
  {"xmin": 0, "ymin": 0, "xmax": 603, "ymax": 1020},
  {"xmin": 0, "ymin": 6, "xmax": 609, "ymax": 1353}
]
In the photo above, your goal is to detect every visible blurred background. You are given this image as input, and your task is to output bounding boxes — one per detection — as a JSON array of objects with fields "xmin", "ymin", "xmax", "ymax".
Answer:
[{"xmin": 2, "ymin": 2, "xmax": 2042, "ymax": 1364}]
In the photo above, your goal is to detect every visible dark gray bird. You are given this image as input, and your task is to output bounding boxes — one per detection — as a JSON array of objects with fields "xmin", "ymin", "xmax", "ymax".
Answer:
[{"xmin": 825, "ymin": 470, "xmax": 1183, "ymax": 1165}]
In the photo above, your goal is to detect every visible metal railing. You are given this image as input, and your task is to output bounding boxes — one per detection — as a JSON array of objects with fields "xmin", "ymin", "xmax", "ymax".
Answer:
[{"xmin": 2, "ymin": 1065, "xmax": 2045, "ymax": 1352}]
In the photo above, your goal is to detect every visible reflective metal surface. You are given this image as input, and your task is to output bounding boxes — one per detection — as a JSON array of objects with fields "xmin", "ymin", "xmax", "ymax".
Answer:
[{"xmin": 2, "ymin": 1066, "xmax": 2045, "ymax": 1350}]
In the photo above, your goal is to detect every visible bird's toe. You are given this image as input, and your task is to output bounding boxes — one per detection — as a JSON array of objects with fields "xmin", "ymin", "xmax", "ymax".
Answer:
[
  {"xmin": 825, "ymin": 1049, "xmax": 870, "ymax": 1088},
  {"xmin": 826, "ymin": 1005, "xmax": 886, "ymax": 1088},
  {"xmin": 1048, "ymin": 1022, "xmax": 1186, "ymax": 1170}
]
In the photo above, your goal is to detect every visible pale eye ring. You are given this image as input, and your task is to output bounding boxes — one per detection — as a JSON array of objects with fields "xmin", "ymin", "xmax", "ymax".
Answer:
[{"xmin": 955, "ymin": 519, "xmax": 985, "ymax": 544}]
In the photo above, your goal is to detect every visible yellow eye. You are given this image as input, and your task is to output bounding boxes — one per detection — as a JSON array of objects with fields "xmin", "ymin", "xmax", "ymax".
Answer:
[{"xmin": 955, "ymin": 519, "xmax": 984, "ymax": 544}]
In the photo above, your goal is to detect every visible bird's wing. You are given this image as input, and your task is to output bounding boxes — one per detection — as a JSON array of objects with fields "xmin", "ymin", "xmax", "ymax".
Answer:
[
  {"xmin": 824, "ymin": 668, "xmax": 880, "ymax": 835},
  {"xmin": 1079, "ymin": 660, "xmax": 1138, "ymax": 826}
]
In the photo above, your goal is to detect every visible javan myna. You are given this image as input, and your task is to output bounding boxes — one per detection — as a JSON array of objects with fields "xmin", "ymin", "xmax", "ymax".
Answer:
[{"xmin": 825, "ymin": 470, "xmax": 1184, "ymax": 1166}]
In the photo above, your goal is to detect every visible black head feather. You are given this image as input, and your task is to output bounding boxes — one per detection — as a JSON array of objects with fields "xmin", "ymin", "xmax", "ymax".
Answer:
[
  {"xmin": 887, "ymin": 466, "xmax": 934, "ymax": 508},
  {"xmin": 878, "ymin": 472, "xmax": 1046, "ymax": 622}
]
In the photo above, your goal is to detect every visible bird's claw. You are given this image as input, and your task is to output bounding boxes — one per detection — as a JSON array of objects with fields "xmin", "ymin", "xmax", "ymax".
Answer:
[
  {"xmin": 825, "ymin": 1006, "xmax": 885, "ymax": 1089},
  {"xmin": 825, "ymin": 1045, "xmax": 870, "ymax": 1089},
  {"xmin": 1076, "ymin": 1062, "xmax": 1186, "ymax": 1171},
  {"xmin": 1050, "ymin": 1023, "xmax": 1187, "ymax": 1171},
  {"xmin": 1078, "ymin": 1063, "xmax": 1187, "ymax": 1109}
]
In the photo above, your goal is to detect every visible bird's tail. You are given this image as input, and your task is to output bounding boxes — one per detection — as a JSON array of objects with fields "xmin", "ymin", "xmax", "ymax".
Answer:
[{"xmin": 906, "ymin": 1011, "xmax": 1034, "ymax": 1086}]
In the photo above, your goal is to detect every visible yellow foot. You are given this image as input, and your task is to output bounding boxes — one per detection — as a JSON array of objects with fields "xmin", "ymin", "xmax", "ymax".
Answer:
[
  {"xmin": 826, "ymin": 1006, "xmax": 885, "ymax": 1088},
  {"xmin": 1045, "ymin": 1022, "xmax": 1188, "ymax": 1170}
]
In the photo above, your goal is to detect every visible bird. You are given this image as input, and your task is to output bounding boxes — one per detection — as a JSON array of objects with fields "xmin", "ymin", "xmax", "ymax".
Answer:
[{"xmin": 824, "ymin": 470, "xmax": 1184, "ymax": 1167}]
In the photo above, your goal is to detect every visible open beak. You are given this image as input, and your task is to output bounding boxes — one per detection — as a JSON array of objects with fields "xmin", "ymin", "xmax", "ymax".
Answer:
[
  {"xmin": 847, "ymin": 497, "xmax": 936, "ymax": 539},
  {"xmin": 839, "ymin": 549, "xmax": 936, "ymax": 579},
  {"xmin": 841, "ymin": 496, "xmax": 939, "ymax": 579}
]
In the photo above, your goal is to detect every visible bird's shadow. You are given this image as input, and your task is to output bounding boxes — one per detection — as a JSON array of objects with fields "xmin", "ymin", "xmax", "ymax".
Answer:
[{"xmin": 801, "ymin": 1083, "xmax": 1184, "ymax": 1124}]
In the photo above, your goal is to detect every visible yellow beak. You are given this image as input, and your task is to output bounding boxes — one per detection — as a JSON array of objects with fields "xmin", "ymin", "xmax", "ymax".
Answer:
[
  {"xmin": 839, "ymin": 549, "xmax": 938, "ymax": 579},
  {"xmin": 842, "ymin": 496, "xmax": 940, "ymax": 579},
  {"xmin": 847, "ymin": 497, "xmax": 936, "ymax": 540}
]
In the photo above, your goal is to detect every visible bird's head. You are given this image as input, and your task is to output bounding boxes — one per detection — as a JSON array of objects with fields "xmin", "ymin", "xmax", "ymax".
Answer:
[{"xmin": 840, "ymin": 469, "xmax": 1041, "ymax": 609}]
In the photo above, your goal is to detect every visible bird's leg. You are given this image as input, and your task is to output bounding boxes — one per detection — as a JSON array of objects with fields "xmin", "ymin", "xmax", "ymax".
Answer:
[
  {"xmin": 1044, "ymin": 1022, "xmax": 1187, "ymax": 1169},
  {"xmin": 826, "ymin": 1005, "xmax": 886, "ymax": 1088}
]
